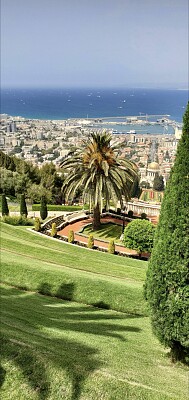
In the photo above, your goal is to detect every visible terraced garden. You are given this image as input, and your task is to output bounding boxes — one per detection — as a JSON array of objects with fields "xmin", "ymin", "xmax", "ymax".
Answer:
[
  {"xmin": 0, "ymin": 222, "xmax": 188, "ymax": 399},
  {"xmin": 81, "ymin": 222, "xmax": 123, "ymax": 244}
]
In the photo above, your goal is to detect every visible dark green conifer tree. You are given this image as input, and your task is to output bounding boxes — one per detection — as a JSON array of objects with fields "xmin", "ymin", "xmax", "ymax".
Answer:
[
  {"xmin": 153, "ymin": 172, "xmax": 164, "ymax": 191},
  {"xmin": 40, "ymin": 196, "xmax": 48, "ymax": 220},
  {"xmin": 20, "ymin": 194, "xmax": 28, "ymax": 217},
  {"xmin": 1, "ymin": 194, "xmax": 9, "ymax": 216},
  {"xmin": 145, "ymin": 103, "xmax": 189, "ymax": 363},
  {"xmin": 130, "ymin": 177, "xmax": 142, "ymax": 198}
]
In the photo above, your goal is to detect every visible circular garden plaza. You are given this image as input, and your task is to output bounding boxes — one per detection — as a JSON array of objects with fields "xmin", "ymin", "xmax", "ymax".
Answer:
[{"xmin": 38, "ymin": 200, "xmax": 159, "ymax": 260}]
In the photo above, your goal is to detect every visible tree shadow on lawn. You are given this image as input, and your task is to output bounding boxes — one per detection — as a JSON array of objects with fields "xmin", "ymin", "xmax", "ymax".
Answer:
[
  {"xmin": 82, "ymin": 222, "xmax": 122, "ymax": 241},
  {"xmin": 0, "ymin": 364, "xmax": 6, "ymax": 388},
  {"xmin": 1, "ymin": 286, "xmax": 141, "ymax": 400},
  {"xmin": 1, "ymin": 335, "xmax": 50, "ymax": 399}
]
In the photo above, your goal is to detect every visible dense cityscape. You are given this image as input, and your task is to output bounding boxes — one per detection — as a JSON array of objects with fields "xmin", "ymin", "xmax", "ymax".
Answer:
[{"xmin": 0, "ymin": 113, "xmax": 183, "ymax": 190}]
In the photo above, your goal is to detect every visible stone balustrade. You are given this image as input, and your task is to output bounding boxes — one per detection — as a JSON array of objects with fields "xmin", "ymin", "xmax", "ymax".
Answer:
[{"xmin": 126, "ymin": 201, "xmax": 161, "ymax": 217}]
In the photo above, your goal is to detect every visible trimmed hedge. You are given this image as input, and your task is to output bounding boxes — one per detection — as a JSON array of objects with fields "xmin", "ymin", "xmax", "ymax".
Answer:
[
  {"xmin": 40, "ymin": 196, "xmax": 48, "ymax": 220},
  {"xmin": 87, "ymin": 234, "xmax": 94, "ymax": 249},
  {"xmin": 51, "ymin": 222, "xmax": 57, "ymax": 237},
  {"xmin": 32, "ymin": 204, "xmax": 88, "ymax": 212},
  {"xmin": 68, "ymin": 230, "xmax": 74, "ymax": 243},
  {"xmin": 1, "ymin": 194, "xmax": 9, "ymax": 216},
  {"xmin": 20, "ymin": 194, "xmax": 28, "ymax": 217},
  {"xmin": 108, "ymin": 239, "xmax": 115, "ymax": 254},
  {"xmin": 34, "ymin": 217, "xmax": 41, "ymax": 232}
]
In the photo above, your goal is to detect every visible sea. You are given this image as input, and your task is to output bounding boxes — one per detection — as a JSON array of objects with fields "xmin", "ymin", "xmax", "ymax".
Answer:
[{"xmin": 1, "ymin": 87, "xmax": 188, "ymax": 123}]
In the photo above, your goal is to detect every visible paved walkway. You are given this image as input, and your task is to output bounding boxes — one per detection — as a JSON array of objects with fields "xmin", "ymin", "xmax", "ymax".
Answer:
[{"xmin": 58, "ymin": 216, "xmax": 139, "ymax": 256}]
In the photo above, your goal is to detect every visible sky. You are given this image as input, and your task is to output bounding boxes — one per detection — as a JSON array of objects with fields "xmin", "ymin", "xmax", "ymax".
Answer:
[{"xmin": 1, "ymin": 0, "xmax": 188, "ymax": 89}]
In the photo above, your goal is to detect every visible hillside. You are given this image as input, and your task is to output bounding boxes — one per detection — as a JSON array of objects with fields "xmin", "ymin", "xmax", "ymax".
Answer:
[{"xmin": 0, "ymin": 223, "xmax": 188, "ymax": 399}]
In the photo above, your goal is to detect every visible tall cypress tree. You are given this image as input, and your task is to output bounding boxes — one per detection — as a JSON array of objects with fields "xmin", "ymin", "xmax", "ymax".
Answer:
[
  {"xmin": 1, "ymin": 194, "xmax": 9, "ymax": 216},
  {"xmin": 145, "ymin": 103, "xmax": 189, "ymax": 362},
  {"xmin": 20, "ymin": 194, "xmax": 28, "ymax": 217},
  {"xmin": 153, "ymin": 173, "xmax": 164, "ymax": 191},
  {"xmin": 40, "ymin": 196, "xmax": 48, "ymax": 220}
]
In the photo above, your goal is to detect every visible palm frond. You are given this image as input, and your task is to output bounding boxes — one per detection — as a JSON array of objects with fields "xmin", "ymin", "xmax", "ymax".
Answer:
[{"xmin": 60, "ymin": 131, "xmax": 138, "ymax": 208}]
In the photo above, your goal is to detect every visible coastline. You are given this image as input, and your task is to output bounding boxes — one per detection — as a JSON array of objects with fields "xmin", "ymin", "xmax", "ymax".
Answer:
[{"xmin": 1, "ymin": 87, "xmax": 188, "ymax": 122}]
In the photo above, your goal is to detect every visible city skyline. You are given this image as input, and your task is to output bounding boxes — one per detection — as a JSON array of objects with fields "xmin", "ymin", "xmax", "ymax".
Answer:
[{"xmin": 1, "ymin": 0, "xmax": 188, "ymax": 89}]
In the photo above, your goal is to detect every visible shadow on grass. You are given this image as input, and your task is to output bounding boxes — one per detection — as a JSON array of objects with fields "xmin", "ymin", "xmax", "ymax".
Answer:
[
  {"xmin": 37, "ymin": 282, "xmax": 75, "ymax": 301},
  {"xmin": 1, "ymin": 285, "xmax": 142, "ymax": 400},
  {"xmin": 56, "ymin": 282, "xmax": 75, "ymax": 300},
  {"xmin": 92, "ymin": 301, "xmax": 110, "ymax": 310},
  {"xmin": 1, "ymin": 335, "xmax": 49, "ymax": 399},
  {"xmin": 82, "ymin": 222, "xmax": 123, "ymax": 241},
  {"xmin": 0, "ymin": 365, "xmax": 6, "ymax": 388}
]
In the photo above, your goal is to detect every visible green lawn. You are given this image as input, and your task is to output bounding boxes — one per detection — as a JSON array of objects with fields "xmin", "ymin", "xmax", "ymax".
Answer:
[
  {"xmin": 0, "ymin": 204, "xmax": 27, "ymax": 212},
  {"xmin": 1, "ymin": 284, "xmax": 188, "ymax": 400},
  {"xmin": 0, "ymin": 222, "xmax": 147, "ymax": 315},
  {"xmin": 0, "ymin": 222, "xmax": 188, "ymax": 399},
  {"xmin": 80, "ymin": 222, "xmax": 123, "ymax": 244}
]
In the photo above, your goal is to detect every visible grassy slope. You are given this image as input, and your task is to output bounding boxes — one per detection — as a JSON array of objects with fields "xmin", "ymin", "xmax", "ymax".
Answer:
[
  {"xmin": 0, "ymin": 222, "xmax": 188, "ymax": 399},
  {"xmin": 1, "ymin": 284, "xmax": 188, "ymax": 400},
  {"xmin": 1, "ymin": 223, "xmax": 147, "ymax": 314}
]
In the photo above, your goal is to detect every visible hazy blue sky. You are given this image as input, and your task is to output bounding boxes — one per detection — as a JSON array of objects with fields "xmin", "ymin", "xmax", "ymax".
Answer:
[{"xmin": 1, "ymin": 0, "xmax": 188, "ymax": 88}]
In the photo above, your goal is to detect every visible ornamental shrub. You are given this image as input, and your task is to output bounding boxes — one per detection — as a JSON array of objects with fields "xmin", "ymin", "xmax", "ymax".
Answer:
[
  {"xmin": 1, "ymin": 194, "xmax": 9, "ymax": 216},
  {"xmin": 127, "ymin": 210, "xmax": 133, "ymax": 218},
  {"xmin": 51, "ymin": 222, "xmax": 57, "ymax": 237},
  {"xmin": 123, "ymin": 219, "xmax": 155, "ymax": 255},
  {"xmin": 20, "ymin": 194, "xmax": 28, "ymax": 217},
  {"xmin": 68, "ymin": 230, "xmax": 74, "ymax": 243},
  {"xmin": 87, "ymin": 234, "xmax": 94, "ymax": 249},
  {"xmin": 141, "ymin": 212, "xmax": 147, "ymax": 219},
  {"xmin": 34, "ymin": 217, "xmax": 41, "ymax": 232},
  {"xmin": 2, "ymin": 215, "xmax": 33, "ymax": 226},
  {"xmin": 145, "ymin": 102, "xmax": 189, "ymax": 363},
  {"xmin": 108, "ymin": 239, "xmax": 115, "ymax": 254},
  {"xmin": 40, "ymin": 196, "xmax": 48, "ymax": 220}
]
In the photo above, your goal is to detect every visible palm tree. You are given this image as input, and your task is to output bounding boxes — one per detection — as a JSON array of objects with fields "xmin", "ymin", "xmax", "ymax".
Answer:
[{"xmin": 60, "ymin": 131, "xmax": 138, "ymax": 230}]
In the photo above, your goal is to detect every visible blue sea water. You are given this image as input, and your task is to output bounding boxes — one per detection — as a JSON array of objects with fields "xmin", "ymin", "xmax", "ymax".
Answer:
[{"xmin": 1, "ymin": 88, "xmax": 188, "ymax": 122}]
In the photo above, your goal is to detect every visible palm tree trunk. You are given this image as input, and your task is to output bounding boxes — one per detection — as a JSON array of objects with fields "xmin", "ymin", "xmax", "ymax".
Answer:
[{"xmin": 93, "ymin": 203, "xmax": 101, "ymax": 230}]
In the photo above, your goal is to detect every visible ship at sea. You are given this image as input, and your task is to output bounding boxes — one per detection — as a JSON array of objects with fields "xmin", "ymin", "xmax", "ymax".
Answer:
[{"xmin": 1, "ymin": 88, "xmax": 188, "ymax": 122}]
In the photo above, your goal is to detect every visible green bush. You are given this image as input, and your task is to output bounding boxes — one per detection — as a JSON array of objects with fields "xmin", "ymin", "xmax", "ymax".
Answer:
[
  {"xmin": 108, "ymin": 239, "xmax": 115, "ymax": 254},
  {"xmin": 145, "ymin": 103, "xmax": 189, "ymax": 363},
  {"xmin": 40, "ymin": 196, "xmax": 48, "ymax": 220},
  {"xmin": 2, "ymin": 216, "xmax": 34, "ymax": 226},
  {"xmin": 87, "ymin": 234, "xmax": 94, "ymax": 249},
  {"xmin": 34, "ymin": 217, "xmax": 41, "ymax": 232},
  {"xmin": 127, "ymin": 210, "xmax": 133, "ymax": 218},
  {"xmin": 123, "ymin": 219, "xmax": 155, "ymax": 255},
  {"xmin": 20, "ymin": 194, "xmax": 28, "ymax": 217},
  {"xmin": 68, "ymin": 230, "xmax": 74, "ymax": 243},
  {"xmin": 1, "ymin": 194, "xmax": 9, "ymax": 216},
  {"xmin": 141, "ymin": 212, "xmax": 147, "ymax": 219},
  {"xmin": 51, "ymin": 222, "xmax": 57, "ymax": 237}
]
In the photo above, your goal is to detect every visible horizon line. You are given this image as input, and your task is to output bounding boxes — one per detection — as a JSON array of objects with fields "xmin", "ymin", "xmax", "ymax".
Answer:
[{"xmin": 1, "ymin": 85, "xmax": 189, "ymax": 91}]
